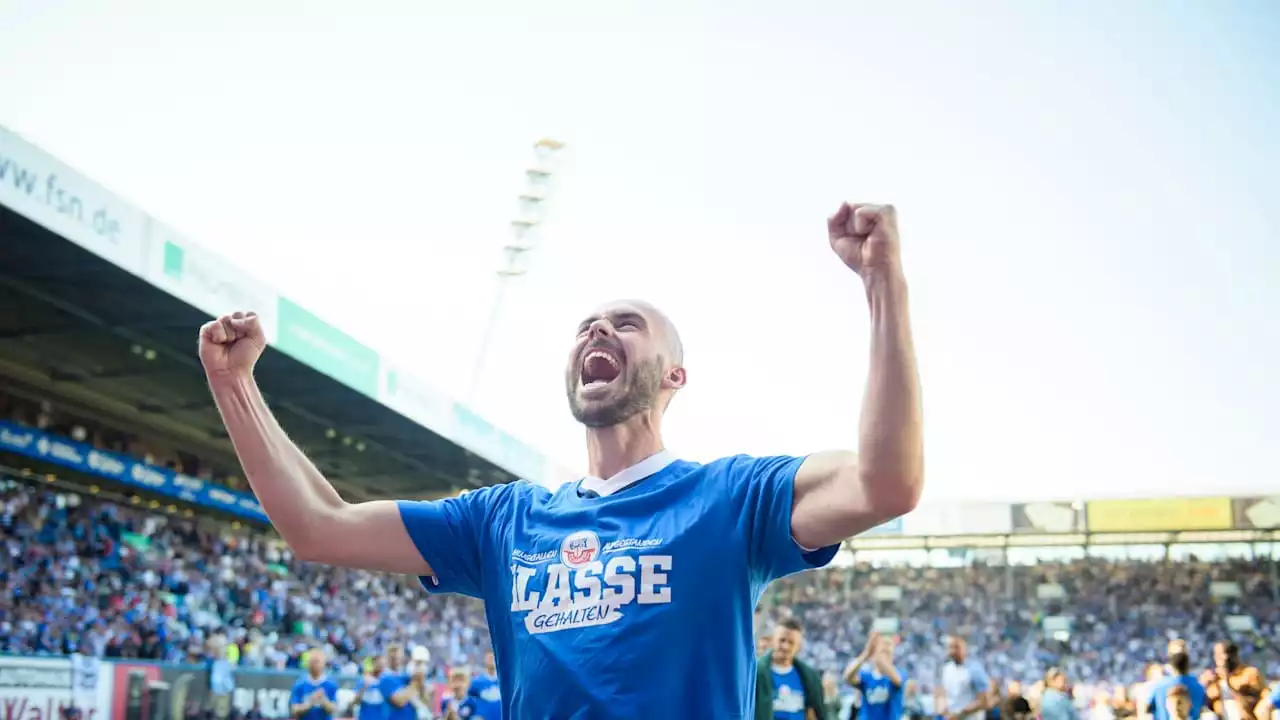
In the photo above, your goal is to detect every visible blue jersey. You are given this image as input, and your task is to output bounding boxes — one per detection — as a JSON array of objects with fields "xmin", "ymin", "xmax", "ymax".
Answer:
[
  {"xmin": 378, "ymin": 673, "xmax": 417, "ymax": 720},
  {"xmin": 1147, "ymin": 674, "xmax": 1206, "ymax": 720},
  {"xmin": 468, "ymin": 674, "xmax": 502, "ymax": 720},
  {"xmin": 289, "ymin": 676, "xmax": 338, "ymax": 720},
  {"xmin": 354, "ymin": 675, "xmax": 385, "ymax": 720},
  {"xmin": 398, "ymin": 453, "xmax": 838, "ymax": 719},
  {"xmin": 856, "ymin": 667, "xmax": 905, "ymax": 720},
  {"xmin": 444, "ymin": 695, "xmax": 483, "ymax": 719},
  {"xmin": 771, "ymin": 665, "xmax": 807, "ymax": 720}
]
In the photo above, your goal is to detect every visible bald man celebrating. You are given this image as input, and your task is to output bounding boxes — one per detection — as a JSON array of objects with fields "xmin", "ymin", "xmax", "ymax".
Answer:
[{"xmin": 198, "ymin": 202, "xmax": 923, "ymax": 719}]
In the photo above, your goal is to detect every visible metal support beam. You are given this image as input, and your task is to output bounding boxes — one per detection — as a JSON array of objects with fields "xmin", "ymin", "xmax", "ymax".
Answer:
[{"xmin": 0, "ymin": 325, "xmax": 79, "ymax": 340}]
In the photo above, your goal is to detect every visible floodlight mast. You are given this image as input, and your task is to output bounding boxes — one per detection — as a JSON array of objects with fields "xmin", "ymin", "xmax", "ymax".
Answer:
[{"xmin": 466, "ymin": 138, "xmax": 566, "ymax": 405}]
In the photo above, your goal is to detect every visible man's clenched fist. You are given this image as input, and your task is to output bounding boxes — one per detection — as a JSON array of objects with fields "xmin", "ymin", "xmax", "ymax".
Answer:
[
  {"xmin": 199, "ymin": 311, "xmax": 266, "ymax": 378},
  {"xmin": 827, "ymin": 202, "xmax": 902, "ymax": 283}
]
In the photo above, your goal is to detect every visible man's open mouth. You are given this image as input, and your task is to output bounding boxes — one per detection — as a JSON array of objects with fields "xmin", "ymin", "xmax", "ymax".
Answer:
[{"xmin": 580, "ymin": 348, "xmax": 622, "ymax": 389}]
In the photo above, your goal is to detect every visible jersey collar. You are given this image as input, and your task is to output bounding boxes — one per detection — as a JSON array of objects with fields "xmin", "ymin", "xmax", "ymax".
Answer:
[{"xmin": 579, "ymin": 450, "xmax": 676, "ymax": 497}]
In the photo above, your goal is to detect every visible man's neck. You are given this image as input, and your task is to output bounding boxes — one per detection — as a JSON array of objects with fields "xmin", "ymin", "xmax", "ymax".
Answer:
[
  {"xmin": 585, "ymin": 413, "xmax": 664, "ymax": 479},
  {"xmin": 772, "ymin": 656, "xmax": 794, "ymax": 672}
]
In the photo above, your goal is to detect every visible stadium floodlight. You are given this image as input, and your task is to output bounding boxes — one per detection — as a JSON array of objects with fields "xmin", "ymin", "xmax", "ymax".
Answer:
[{"xmin": 467, "ymin": 138, "xmax": 566, "ymax": 403}]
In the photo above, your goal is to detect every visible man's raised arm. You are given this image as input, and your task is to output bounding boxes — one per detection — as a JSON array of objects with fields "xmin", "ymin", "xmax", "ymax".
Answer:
[
  {"xmin": 791, "ymin": 203, "xmax": 924, "ymax": 550},
  {"xmin": 199, "ymin": 311, "xmax": 431, "ymax": 575}
]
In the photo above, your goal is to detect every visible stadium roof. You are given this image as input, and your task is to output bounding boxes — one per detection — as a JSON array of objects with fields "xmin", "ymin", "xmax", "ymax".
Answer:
[{"xmin": 0, "ymin": 205, "xmax": 513, "ymax": 502}]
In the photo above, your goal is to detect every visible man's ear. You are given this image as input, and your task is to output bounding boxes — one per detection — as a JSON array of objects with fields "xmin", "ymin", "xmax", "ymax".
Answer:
[{"xmin": 663, "ymin": 366, "xmax": 687, "ymax": 391}]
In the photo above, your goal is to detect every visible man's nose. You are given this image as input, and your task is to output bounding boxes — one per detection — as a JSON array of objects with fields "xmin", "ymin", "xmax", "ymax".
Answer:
[{"xmin": 589, "ymin": 319, "xmax": 614, "ymax": 339}]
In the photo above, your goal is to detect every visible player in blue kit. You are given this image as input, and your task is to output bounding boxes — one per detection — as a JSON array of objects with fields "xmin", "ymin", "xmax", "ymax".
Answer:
[
  {"xmin": 289, "ymin": 650, "xmax": 339, "ymax": 720},
  {"xmin": 845, "ymin": 634, "xmax": 906, "ymax": 720},
  {"xmin": 1147, "ymin": 644, "xmax": 1206, "ymax": 720},
  {"xmin": 201, "ymin": 202, "xmax": 924, "ymax": 718},
  {"xmin": 382, "ymin": 646, "xmax": 431, "ymax": 720},
  {"xmin": 467, "ymin": 652, "xmax": 501, "ymax": 720},
  {"xmin": 443, "ymin": 668, "xmax": 483, "ymax": 719},
  {"xmin": 351, "ymin": 655, "xmax": 386, "ymax": 720}
]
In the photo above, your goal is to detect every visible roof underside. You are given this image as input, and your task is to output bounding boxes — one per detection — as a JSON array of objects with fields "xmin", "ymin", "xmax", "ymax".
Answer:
[{"xmin": 0, "ymin": 205, "xmax": 513, "ymax": 504}]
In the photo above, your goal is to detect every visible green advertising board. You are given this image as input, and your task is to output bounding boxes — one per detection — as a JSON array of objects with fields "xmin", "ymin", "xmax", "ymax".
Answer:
[{"xmin": 274, "ymin": 297, "xmax": 380, "ymax": 397}]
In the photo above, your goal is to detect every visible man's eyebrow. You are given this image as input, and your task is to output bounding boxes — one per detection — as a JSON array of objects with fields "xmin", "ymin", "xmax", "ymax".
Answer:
[
  {"xmin": 610, "ymin": 311, "xmax": 647, "ymax": 327},
  {"xmin": 576, "ymin": 311, "xmax": 648, "ymax": 332}
]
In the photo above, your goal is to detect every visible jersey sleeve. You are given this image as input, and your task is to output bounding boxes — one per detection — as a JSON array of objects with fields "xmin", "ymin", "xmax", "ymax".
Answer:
[
  {"xmin": 732, "ymin": 454, "xmax": 840, "ymax": 582},
  {"xmin": 969, "ymin": 662, "xmax": 991, "ymax": 693},
  {"xmin": 398, "ymin": 483, "xmax": 511, "ymax": 598},
  {"xmin": 289, "ymin": 680, "xmax": 305, "ymax": 706},
  {"xmin": 378, "ymin": 675, "xmax": 403, "ymax": 706},
  {"xmin": 1190, "ymin": 679, "xmax": 1208, "ymax": 719}
]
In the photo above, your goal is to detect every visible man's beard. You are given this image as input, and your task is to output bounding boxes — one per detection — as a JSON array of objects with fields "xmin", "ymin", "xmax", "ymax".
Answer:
[{"xmin": 566, "ymin": 357, "xmax": 663, "ymax": 428}]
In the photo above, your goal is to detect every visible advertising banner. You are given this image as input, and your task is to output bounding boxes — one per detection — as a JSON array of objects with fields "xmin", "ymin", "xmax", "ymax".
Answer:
[
  {"xmin": 860, "ymin": 516, "xmax": 905, "ymax": 536},
  {"xmin": 0, "ymin": 125, "xmax": 149, "ymax": 276},
  {"xmin": 451, "ymin": 403, "xmax": 549, "ymax": 485},
  {"xmin": 1085, "ymin": 497, "xmax": 1233, "ymax": 533},
  {"xmin": 275, "ymin": 298, "xmax": 381, "ymax": 398},
  {"xmin": 144, "ymin": 217, "xmax": 280, "ymax": 343},
  {"xmin": 902, "ymin": 502, "xmax": 1013, "ymax": 536},
  {"xmin": 1231, "ymin": 496, "xmax": 1280, "ymax": 529},
  {"xmin": 1012, "ymin": 502, "xmax": 1087, "ymax": 533},
  {"xmin": 378, "ymin": 363, "xmax": 455, "ymax": 441},
  {"xmin": 0, "ymin": 655, "xmax": 114, "ymax": 720},
  {"xmin": 153, "ymin": 664, "xmax": 446, "ymax": 719},
  {"xmin": 0, "ymin": 421, "xmax": 267, "ymax": 523}
]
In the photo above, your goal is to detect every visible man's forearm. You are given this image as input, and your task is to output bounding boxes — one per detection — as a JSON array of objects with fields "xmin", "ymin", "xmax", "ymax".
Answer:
[
  {"xmin": 209, "ymin": 372, "xmax": 346, "ymax": 553},
  {"xmin": 859, "ymin": 271, "xmax": 924, "ymax": 513},
  {"xmin": 955, "ymin": 695, "xmax": 988, "ymax": 718}
]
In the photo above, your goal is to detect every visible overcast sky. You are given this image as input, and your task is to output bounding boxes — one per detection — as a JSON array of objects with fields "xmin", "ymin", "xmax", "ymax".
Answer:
[{"xmin": 1, "ymin": 0, "xmax": 1277, "ymax": 502}]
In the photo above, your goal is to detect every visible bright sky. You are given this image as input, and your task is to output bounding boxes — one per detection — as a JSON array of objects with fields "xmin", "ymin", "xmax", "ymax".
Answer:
[{"xmin": 1, "ymin": 0, "xmax": 1277, "ymax": 503}]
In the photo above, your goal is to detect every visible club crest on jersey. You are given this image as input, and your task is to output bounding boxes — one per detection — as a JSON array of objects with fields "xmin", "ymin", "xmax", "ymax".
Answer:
[{"xmin": 560, "ymin": 530, "xmax": 600, "ymax": 569}]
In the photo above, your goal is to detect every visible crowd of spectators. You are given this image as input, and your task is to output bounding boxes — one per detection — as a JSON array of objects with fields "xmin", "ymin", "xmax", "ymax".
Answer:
[
  {"xmin": 0, "ymin": 481, "xmax": 487, "ymax": 682},
  {"xmin": 0, "ymin": 389, "xmax": 247, "ymax": 492},
  {"xmin": 3, "ymin": 479, "xmax": 1277, "ymax": 691},
  {"xmin": 757, "ymin": 555, "xmax": 1280, "ymax": 709}
]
